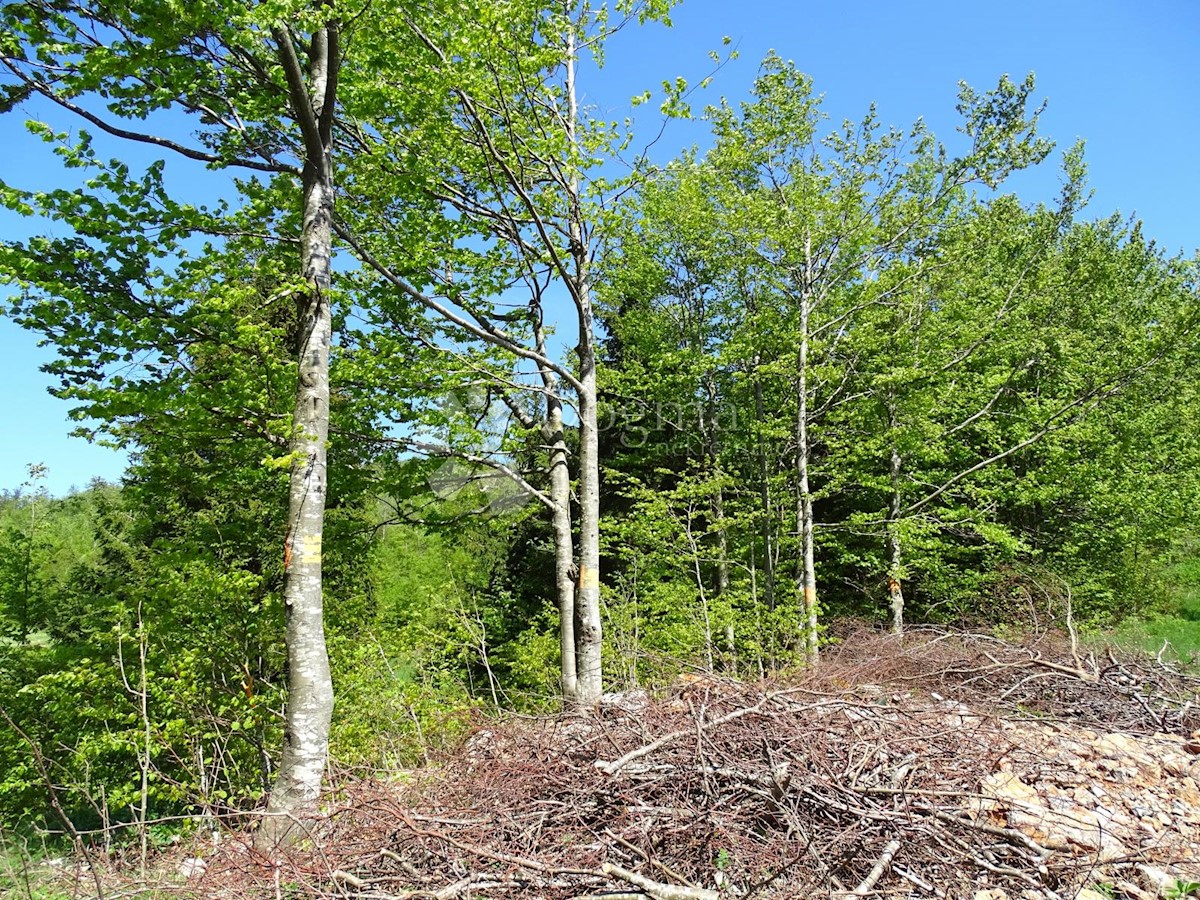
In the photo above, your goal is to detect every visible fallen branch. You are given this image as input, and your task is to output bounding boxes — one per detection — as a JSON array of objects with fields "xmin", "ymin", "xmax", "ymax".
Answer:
[
  {"xmin": 604, "ymin": 828, "xmax": 696, "ymax": 890},
  {"xmin": 596, "ymin": 695, "xmax": 773, "ymax": 775},
  {"xmin": 926, "ymin": 808, "xmax": 1051, "ymax": 858},
  {"xmin": 601, "ymin": 863, "xmax": 720, "ymax": 900},
  {"xmin": 843, "ymin": 839, "xmax": 901, "ymax": 896},
  {"xmin": 983, "ymin": 650, "xmax": 1097, "ymax": 684},
  {"xmin": 398, "ymin": 813, "xmax": 595, "ymax": 877},
  {"xmin": 333, "ymin": 870, "xmax": 369, "ymax": 889}
]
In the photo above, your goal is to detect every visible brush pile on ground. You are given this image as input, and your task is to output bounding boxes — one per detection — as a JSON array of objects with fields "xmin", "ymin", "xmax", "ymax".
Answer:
[{"xmin": 69, "ymin": 631, "xmax": 1200, "ymax": 898}]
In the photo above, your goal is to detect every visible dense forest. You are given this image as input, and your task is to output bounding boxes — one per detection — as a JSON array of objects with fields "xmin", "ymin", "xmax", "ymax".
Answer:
[{"xmin": 0, "ymin": 0, "xmax": 1197, "ymax": 860}]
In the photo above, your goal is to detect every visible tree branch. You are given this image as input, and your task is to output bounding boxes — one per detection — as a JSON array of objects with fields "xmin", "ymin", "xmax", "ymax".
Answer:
[{"xmin": 1, "ymin": 60, "xmax": 296, "ymax": 175}]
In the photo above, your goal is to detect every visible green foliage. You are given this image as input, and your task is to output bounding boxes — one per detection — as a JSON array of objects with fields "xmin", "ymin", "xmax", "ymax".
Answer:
[
  {"xmin": 365, "ymin": 487, "xmax": 565, "ymax": 709},
  {"xmin": 1106, "ymin": 555, "xmax": 1200, "ymax": 662},
  {"xmin": 1165, "ymin": 879, "xmax": 1200, "ymax": 899},
  {"xmin": 0, "ymin": 479, "xmax": 285, "ymax": 832},
  {"xmin": 0, "ymin": 0, "xmax": 1197, "ymax": 847},
  {"xmin": 598, "ymin": 53, "xmax": 1200, "ymax": 672},
  {"xmin": 0, "ymin": 829, "xmax": 67, "ymax": 900},
  {"xmin": 329, "ymin": 635, "xmax": 475, "ymax": 769}
]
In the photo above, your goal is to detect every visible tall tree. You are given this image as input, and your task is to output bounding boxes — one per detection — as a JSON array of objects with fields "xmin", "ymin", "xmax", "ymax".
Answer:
[
  {"xmin": 601, "ymin": 61, "xmax": 1198, "ymax": 665},
  {"xmin": 602, "ymin": 58, "xmax": 1061, "ymax": 662},
  {"xmin": 0, "ymin": 0, "xmax": 347, "ymax": 844},
  {"xmin": 334, "ymin": 0, "xmax": 681, "ymax": 705},
  {"xmin": 258, "ymin": 14, "xmax": 340, "ymax": 847}
]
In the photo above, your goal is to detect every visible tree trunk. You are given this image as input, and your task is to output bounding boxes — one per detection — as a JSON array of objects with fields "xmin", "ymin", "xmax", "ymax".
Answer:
[
  {"xmin": 796, "ymin": 361, "xmax": 819, "ymax": 665},
  {"xmin": 257, "ymin": 23, "xmax": 338, "ymax": 851},
  {"xmin": 575, "ymin": 340, "xmax": 603, "ymax": 704},
  {"xmin": 684, "ymin": 506, "xmax": 715, "ymax": 673},
  {"xmin": 566, "ymin": 21, "xmax": 603, "ymax": 706},
  {"xmin": 796, "ymin": 238, "xmax": 819, "ymax": 666},
  {"xmin": 697, "ymin": 369, "xmax": 732, "ymax": 670},
  {"xmin": 701, "ymin": 374, "xmax": 731, "ymax": 599},
  {"xmin": 532, "ymin": 287, "xmax": 578, "ymax": 705},
  {"xmin": 746, "ymin": 288, "xmax": 777, "ymax": 668},
  {"xmin": 543, "ymin": 394, "xmax": 578, "ymax": 702},
  {"xmin": 887, "ymin": 442, "xmax": 906, "ymax": 635}
]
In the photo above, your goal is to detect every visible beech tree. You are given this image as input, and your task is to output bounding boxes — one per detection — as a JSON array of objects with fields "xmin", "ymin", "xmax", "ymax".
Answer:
[
  {"xmin": 3, "ymin": 4, "xmax": 1197, "ymax": 854},
  {"xmin": 333, "ymin": 0, "xmax": 681, "ymax": 705},
  {"xmin": 0, "ymin": 0, "xmax": 345, "ymax": 845},
  {"xmin": 598, "ymin": 55, "xmax": 1198, "ymax": 671},
  {"xmin": 603, "ymin": 57, "xmax": 1058, "ymax": 662}
]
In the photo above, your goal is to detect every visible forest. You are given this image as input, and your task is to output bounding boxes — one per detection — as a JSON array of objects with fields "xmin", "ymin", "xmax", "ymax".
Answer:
[{"xmin": 0, "ymin": 0, "xmax": 1198, "ymax": 889}]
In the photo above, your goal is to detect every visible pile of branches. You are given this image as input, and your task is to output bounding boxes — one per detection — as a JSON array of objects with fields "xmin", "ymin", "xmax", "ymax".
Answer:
[
  {"xmin": 210, "ymin": 692, "xmax": 1045, "ymax": 897},
  {"xmin": 195, "ymin": 629, "xmax": 1200, "ymax": 900},
  {"xmin": 816, "ymin": 626, "xmax": 1200, "ymax": 738},
  {"xmin": 46, "ymin": 630, "xmax": 1192, "ymax": 899}
]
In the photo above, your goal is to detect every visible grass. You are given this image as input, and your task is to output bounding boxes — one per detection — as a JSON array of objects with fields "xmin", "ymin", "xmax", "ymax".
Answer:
[
  {"xmin": 0, "ymin": 827, "xmax": 190, "ymax": 900},
  {"xmin": 0, "ymin": 830, "xmax": 72, "ymax": 900},
  {"xmin": 1109, "ymin": 558, "xmax": 1200, "ymax": 663}
]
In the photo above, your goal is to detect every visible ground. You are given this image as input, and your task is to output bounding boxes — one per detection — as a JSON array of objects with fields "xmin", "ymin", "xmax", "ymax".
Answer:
[{"xmin": 15, "ymin": 628, "xmax": 1200, "ymax": 899}]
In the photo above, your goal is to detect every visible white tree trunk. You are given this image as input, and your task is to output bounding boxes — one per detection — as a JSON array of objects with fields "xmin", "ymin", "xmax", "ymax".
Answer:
[
  {"xmin": 887, "ymin": 443, "xmax": 906, "ymax": 635},
  {"xmin": 257, "ymin": 23, "xmax": 337, "ymax": 851},
  {"xmin": 543, "ymin": 394, "xmax": 578, "ymax": 702},
  {"xmin": 796, "ymin": 372, "xmax": 819, "ymax": 665},
  {"xmin": 574, "ymin": 338, "xmax": 604, "ymax": 704},
  {"xmin": 796, "ymin": 241, "xmax": 819, "ymax": 666},
  {"xmin": 565, "ymin": 21, "xmax": 603, "ymax": 706}
]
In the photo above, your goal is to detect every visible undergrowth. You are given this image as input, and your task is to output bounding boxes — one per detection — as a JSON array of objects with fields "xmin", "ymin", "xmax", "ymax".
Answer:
[{"xmin": 0, "ymin": 829, "xmax": 68, "ymax": 900}]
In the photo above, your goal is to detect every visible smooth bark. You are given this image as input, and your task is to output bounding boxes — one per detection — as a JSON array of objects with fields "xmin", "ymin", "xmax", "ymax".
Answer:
[
  {"xmin": 886, "ymin": 401, "xmax": 906, "ymax": 634},
  {"xmin": 256, "ymin": 22, "xmax": 338, "ymax": 851},
  {"xmin": 795, "ymin": 236, "xmax": 819, "ymax": 666},
  {"xmin": 565, "ymin": 22, "xmax": 603, "ymax": 706},
  {"xmin": 530, "ymin": 286, "xmax": 579, "ymax": 702},
  {"xmin": 574, "ymin": 334, "xmax": 604, "ymax": 704},
  {"xmin": 543, "ymin": 393, "xmax": 578, "ymax": 702},
  {"xmin": 887, "ymin": 445, "xmax": 906, "ymax": 635}
]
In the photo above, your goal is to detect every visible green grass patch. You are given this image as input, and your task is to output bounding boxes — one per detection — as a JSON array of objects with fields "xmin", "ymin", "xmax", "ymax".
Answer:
[
  {"xmin": 1108, "ymin": 557, "xmax": 1200, "ymax": 662},
  {"xmin": 1111, "ymin": 615, "xmax": 1200, "ymax": 662},
  {"xmin": 0, "ymin": 831, "xmax": 73, "ymax": 900}
]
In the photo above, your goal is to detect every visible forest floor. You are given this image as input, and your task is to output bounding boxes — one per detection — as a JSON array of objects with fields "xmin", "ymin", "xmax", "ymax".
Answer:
[{"xmin": 18, "ymin": 628, "xmax": 1200, "ymax": 900}]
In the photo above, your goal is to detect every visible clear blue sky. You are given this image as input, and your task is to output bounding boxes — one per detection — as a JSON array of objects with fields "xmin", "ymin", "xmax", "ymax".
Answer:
[{"xmin": 2, "ymin": 0, "xmax": 1197, "ymax": 495}]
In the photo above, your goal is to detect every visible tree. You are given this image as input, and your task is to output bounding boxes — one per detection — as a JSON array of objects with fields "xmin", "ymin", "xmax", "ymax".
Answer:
[
  {"xmin": 602, "ymin": 57, "xmax": 1058, "ymax": 662},
  {"xmin": 600, "ymin": 58, "xmax": 1199, "ymax": 663},
  {"xmin": 333, "ymin": 0, "xmax": 682, "ymax": 705},
  {"xmin": 260, "ymin": 11, "xmax": 340, "ymax": 849},
  {"xmin": 599, "ymin": 159, "xmax": 756, "ymax": 675},
  {"xmin": 0, "ymin": 464, "xmax": 48, "ymax": 642},
  {"xmin": 0, "ymin": 0, "xmax": 346, "ymax": 844}
]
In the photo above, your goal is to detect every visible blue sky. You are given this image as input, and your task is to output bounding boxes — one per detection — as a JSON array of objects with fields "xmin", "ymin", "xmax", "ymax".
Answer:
[{"xmin": 2, "ymin": 0, "xmax": 1197, "ymax": 495}]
